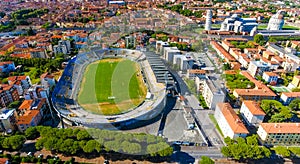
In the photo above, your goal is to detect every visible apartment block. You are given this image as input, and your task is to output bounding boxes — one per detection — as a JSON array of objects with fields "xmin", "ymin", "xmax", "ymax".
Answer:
[
  {"xmin": 215, "ymin": 103, "xmax": 249, "ymax": 139},
  {"xmin": 257, "ymin": 123, "xmax": 300, "ymax": 146},
  {"xmin": 240, "ymin": 101, "xmax": 265, "ymax": 126},
  {"xmin": 202, "ymin": 79, "xmax": 225, "ymax": 110}
]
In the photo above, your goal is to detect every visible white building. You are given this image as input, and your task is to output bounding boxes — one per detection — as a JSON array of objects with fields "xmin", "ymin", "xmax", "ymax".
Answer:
[
  {"xmin": 202, "ymin": 79, "xmax": 225, "ymax": 110},
  {"xmin": 0, "ymin": 109, "xmax": 16, "ymax": 133},
  {"xmin": 8, "ymin": 76, "xmax": 32, "ymax": 95},
  {"xmin": 173, "ymin": 54, "xmax": 189, "ymax": 71},
  {"xmin": 280, "ymin": 92, "xmax": 300, "ymax": 105},
  {"xmin": 214, "ymin": 103, "xmax": 249, "ymax": 139},
  {"xmin": 163, "ymin": 47, "xmax": 181, "ymax": 63},
  {"xmin": 262, "ymin": 72, "xmax": 279, "ymax": 84},
  {"xmin": 240, "ymin": 101, "xmax": 265, "ymax": 127},
  {"xmin": 257, "ymin": 123, "xmax": 300, "ymax": 146},
  {"xmin": 267, "ymin": 10, "xmax": 285, "ymax": 30},
  {"xmin": 155, "ymin": 41, "xmax": 169, "ymax": 55},
  {"xmin": 247, "ymin": 60, "xmax": 270, "ymax": 77}
]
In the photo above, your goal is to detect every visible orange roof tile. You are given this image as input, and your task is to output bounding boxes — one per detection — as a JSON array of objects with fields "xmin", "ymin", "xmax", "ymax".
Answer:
[
  {"xmin": 263, "ymin": 72, "xmax": 279, "ymax": 77},
  {"xmin": 211, "ymin": 41, "xmax": 236, "ymax": 61},
  {"xmin": 243, "ymin": 101, "xmax": 266, "ymax": 115},
  {"xmin": 18, "ymin": 100, "xmax": 33, "ymax": 110},
  {"xmin": 281, "ymin": 92, "xmax": 300, "ymax": 98},
  {"xmin": 17, "ymin": 110, "xmax": 40, "ymax": 125},
  {"xmin": 188, "ymin": 69, "xmax": 206, "ymax": 74},
  {"xmin": 224, "ymin": 38, "xmax": 248, "ymax": 42},
  {"xmin": 217, "ymin": 103, "xmax": 249, "ymax": 134},
  {"xmin": 260, "ymin": 123, "xmax": 300, "ymax": 134}
]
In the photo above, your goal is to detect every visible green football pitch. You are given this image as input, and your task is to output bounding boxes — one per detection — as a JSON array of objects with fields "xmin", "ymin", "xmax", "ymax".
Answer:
[{"xmin": 77, "ymin": 58, "xmax": 147, "ymax": 115}]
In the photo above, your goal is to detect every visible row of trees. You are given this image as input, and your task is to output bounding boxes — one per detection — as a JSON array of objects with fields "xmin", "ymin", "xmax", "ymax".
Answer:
[
  {"xmin": 0, "ymin": 135, "xmax": 26, "ymax": 151},
  {"xmin": 260, "ymin": 100, "xmax": 293, "ymax": 123},
  {"xmin": 230, "ymin": 41, "xmax": 256, "ymax": 51},
  {"xmin": 27, "ymin": 126, "xmax": 173, "ymax": 157},
  {"xmin": 221, "ymin": 135, "xmax": 271, "ymax": 161},
  {"xmin": 0, "ymin": 22, "xmax": 15, "ymax": 32},
  {"xmin": 272, "ymin": 146, "xmax": 300, "ymax": 158},
  {"xmin": 12, "ymin": 8, "xmax": 48, "ymax": 20}
]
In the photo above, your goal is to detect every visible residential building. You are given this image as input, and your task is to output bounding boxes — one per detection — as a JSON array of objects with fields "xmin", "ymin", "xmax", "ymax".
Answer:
[
  {"xmin": 53, "ymin": 40, "xmax": 71, "ymax": 55},
  {"xmin": 202, "ymin": 78, "xmax": 225, "ymax": 110},
  {"xmin": 125, "ymin": 36, "xmax": 136, "ymax": 49},
  {"xmin": 247, "ymin": 60, "xmax": 270, "ymax": 77},
  {"xmin": 24, "ymin": 85, "xmax": 49, "ymax": 101},
  {"xmin": 233, "ymin": 71, "xmax": 277, "ymax": 103},
  {"xmin": 0, "ymin": 109, "xmax": 17, "ymax": 132},
  {"xmin": 186, "ymin": 69, "xmax": 206, "ymax": 79},
  {"xmin": 163, "ymin": 47, "xmax": 181, "ymax": 63},
  {"xmin": 214, "ymin": 103, "xmax": 249, "ymax": 139},
  {"xmin": 173, "ymin": 55, "xmax": 190, "ymax": 71},
  {"xmin": 0, "ymin": 61, "xmax": 15, "ymax": 76},
  {"xmin": 240, "ymin": 101, "xmax": 265, "ymax": 126},
  {"xmin": 16, "ymin": 98, "xmax": 47, "ymax": 132},
  {"xmin": 8, "ymin": 76, "xmax": 32, "ymax": 95},
  {"xmin": 280, "ymin": 92, "xmax": 300, "ymax": 105},
  {"xmin": 0, "ymin": 85, "xmax": 19, "ymax": 108},
  {"xmin": 53, "ymin": 44, "xmax": 67, "ymax": 55},
  {"xmin": 40, "ymin": 72, "xmax": 56, "ymax": 89},
  {"xmin": 17, "ymin": 110, "xmax": 41, "ymax": 133},
  {"xmin": 233, "ymin": 88, "xmax": 276, "ymax": 102},
  {"xmin": 30, "ymin": 48, "xmax": 47, "ymax": 58},
  {"xmin": 262, "ymin": 72, "xmax": 279, "ymax": 85},
  {"xmin": 155, "ymin": 41, "xmax": 169, "ymax": 55},
  {"xmin": 290, "ymin": 76, "xmax": 300, "ymax": 88},
  {"xmin": 257, "ymin": 123, "xmax": 300, "ymax": 146}
]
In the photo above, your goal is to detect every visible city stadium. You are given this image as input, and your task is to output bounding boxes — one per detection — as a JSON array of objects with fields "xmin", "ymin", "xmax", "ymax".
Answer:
[{"xmin": 51, "ymin": 48, "xmax": 174, "ymax": 129}]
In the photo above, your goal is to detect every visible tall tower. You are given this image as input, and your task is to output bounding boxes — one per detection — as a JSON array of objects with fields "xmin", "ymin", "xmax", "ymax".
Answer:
[{"xmin": 205, "ymin": 10, "xmax": 213, "ymax": 31}]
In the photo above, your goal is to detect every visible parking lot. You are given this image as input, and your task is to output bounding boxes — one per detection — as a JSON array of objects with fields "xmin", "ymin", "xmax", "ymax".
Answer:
[{"xmin": 163, "ymin": 101, "xmax": 205, "ymax": 145}]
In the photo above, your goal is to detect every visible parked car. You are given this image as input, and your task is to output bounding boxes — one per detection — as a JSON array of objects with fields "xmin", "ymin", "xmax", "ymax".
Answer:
[
  {"xmin": 182, "ymin": 141, "xmax": 190, "ymax": 146},
  {"xmin": 172, "ymin": 141, "xmax": 182, "ymax": 145}
]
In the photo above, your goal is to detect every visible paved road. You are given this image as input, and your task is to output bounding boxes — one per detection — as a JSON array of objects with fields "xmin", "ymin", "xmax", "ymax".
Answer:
[{"xmin": 170, "ymin": 69, "xmax": 224, "ymax": 148}]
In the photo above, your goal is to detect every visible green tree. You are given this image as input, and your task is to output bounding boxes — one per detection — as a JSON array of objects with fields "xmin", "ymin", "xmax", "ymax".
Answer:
[
  {"xmin": 254, "ymin": 34, "xmax": 265, "ymax": 45},
  {"xmin": 83, "ymin": 140, "xmax": 97, "ymax": 153},
  {"xmin": 199, "ymin": 156, "xmax": 214, "ymax": 164},
  {"xmin": 76, "ymin": 130, "xmax": 91, "ymax": 140},
  {"xmin": 246, "ymin": 135, "xmax": 258, "ymax": 146},
  {"xmin": 2, "ymin": 135, "xmax": 26, "ymax": 150},
  {"xmin": 273, "ymin": 146, "xmax": 291, "ymax": 158},
  {"xmin": 289, "ymin": 98, "xmax": 300, "ymax": 111},
  {"xmin": 292, "ymin": 88, "xmax": 300, "ymax": 92},
  {"xmin": 25, "ymin": 127, "xmax": 40, "ymax": 140},
  {"xmin": 221, "ymin": 146, "xmax": 231, "ymax": 158}
]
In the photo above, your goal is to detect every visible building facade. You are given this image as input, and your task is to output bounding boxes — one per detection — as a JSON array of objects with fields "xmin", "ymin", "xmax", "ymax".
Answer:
[
  {"xmin": 202, "ymin": 79, "xmax": 225, "ymax": 110},
  {"xmin": 240, "ymin": 101, "xmax": 265, "ymax": 126},
  {"xmin": 257, "ymin": 123, "xmax": 300, "ymax": 146},
  {"xmin": 214, "ymin": 103, "xmax": 249, "ymax": 139}
]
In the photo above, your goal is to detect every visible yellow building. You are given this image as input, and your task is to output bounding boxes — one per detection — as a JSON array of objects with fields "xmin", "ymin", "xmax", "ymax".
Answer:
[{"xmin": 291, "ymin": 76, "xmax": 300, "ymax": 88}]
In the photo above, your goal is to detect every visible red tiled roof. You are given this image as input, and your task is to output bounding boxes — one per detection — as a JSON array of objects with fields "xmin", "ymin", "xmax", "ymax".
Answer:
[
  {"xmin": 217, "ymin": 103, "xmax": 249, "ymax": 134},
  {"xmin": 260, "ymin": 123, "xmax": 300, "ymax": 134},
  {"xmin": 242, "ymin": 101, "xmax": 266, "ymax": 115}
]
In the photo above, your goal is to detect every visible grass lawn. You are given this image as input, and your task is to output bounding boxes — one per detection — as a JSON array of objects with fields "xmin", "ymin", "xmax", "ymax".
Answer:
[
  {"xmin": 211, "ymin": 24, "xmax": 221, "ymax": 28},
  {"xmin": 208, "ymin": 114, "xmax": 224, "ymax": 137},
  {"xmin": 77, "ymin": 58, "xmax": 147, "ymax": 115},
  {"xmin": 258, "ymin": 24, "xmax": 300, "ymax": 30}
]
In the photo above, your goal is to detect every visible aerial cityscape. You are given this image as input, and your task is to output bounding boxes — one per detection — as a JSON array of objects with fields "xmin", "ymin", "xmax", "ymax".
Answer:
[{"xmin": 0, "ymin": 0, "xmax": 300, "ymax": 164}]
